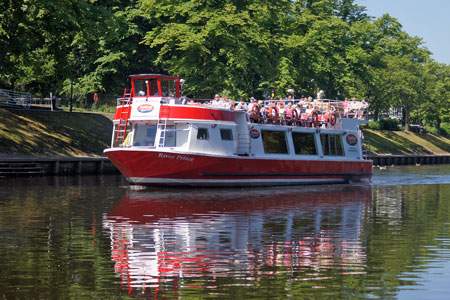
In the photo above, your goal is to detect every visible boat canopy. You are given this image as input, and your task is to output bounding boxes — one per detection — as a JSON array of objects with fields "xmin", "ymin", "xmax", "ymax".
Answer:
[{"xmin": 129, "ymin": 74, "xmax": 181, "ymax": 98}]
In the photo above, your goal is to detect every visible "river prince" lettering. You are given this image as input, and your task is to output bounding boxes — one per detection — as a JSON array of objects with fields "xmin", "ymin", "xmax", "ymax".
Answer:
[{"xmin": 158, "ymin": 153, "xmax": 195, "ymax": 162}]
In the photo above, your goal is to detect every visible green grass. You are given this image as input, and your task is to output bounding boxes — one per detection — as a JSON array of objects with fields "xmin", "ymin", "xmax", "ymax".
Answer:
[
  {"xmin": 362, "ymin": 129, "xmax": 450, "ymax": 155},
  {"xmin": 0, "ymin": 108, "xmax": 113, "ymax": 157}
]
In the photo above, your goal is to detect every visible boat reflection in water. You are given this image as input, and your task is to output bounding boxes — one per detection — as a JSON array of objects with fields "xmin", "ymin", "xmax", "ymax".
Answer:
[{"xmin": 104, "ymin": 185, "xmax": 371, "ymax": 296}]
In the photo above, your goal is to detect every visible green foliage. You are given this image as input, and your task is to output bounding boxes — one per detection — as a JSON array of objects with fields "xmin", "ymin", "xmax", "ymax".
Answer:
[
  {"xmin": 0, "ymin": 0, "xmax": 449, "ymax": 131},
  {"xmin": 368, "ymin": 121, "xmax": 381, "ymax": 130},
  {"xmin": 379, "ymin": 119, "xmax": 400, "ymax": 131}
]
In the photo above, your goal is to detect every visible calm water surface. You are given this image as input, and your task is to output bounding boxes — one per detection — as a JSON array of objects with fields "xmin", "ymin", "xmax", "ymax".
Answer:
[{"xmin": 0, "ymin": 165, "xmax": 449, "ymax": 299}]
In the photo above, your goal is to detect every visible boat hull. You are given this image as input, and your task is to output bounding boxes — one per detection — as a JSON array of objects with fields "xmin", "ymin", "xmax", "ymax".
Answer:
[{"xmin": 105, "ymin": 149, "xmax": 372, "ymax": 187}]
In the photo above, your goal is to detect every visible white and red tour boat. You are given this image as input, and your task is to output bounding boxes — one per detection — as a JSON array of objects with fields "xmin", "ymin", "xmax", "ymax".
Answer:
[{"xmin": 104, "ymin": 74, "xmax": 372, "ymax": 186}]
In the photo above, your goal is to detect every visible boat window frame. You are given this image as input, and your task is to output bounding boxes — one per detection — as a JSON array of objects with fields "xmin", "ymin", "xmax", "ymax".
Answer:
[
  {"xmin": 261, "ymin": 130, "xmax": 289, "ymax": 154},
  {"xmin": 220, "ymin": 129, "xmax": 234, "ymax": 141},
  {"xmin": 320, "ymin": 133, "xmax": 345, "ymax": 156},
  {"xmin": 291, "ymin": 131, "xmax": 318, "ymax": 155},
  {"xmin": 197, "ymin": 128, "xmax": 209, "ymax": 140}
]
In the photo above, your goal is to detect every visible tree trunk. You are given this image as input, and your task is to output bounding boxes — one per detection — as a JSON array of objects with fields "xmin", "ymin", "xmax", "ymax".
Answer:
[
  {"xmin": 436, "ymin": 118, "xmax": 441, "ymax": 135},
  {"xmin": 403, "ymin": 105, "xmax": 410, "ymax": 131}
]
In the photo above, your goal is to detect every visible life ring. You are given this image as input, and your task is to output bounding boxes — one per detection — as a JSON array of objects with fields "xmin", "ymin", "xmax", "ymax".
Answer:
[
  {"xmin": 329, "ymin": 112, "xmax": 336, "ymax": 126},
  {"xmin": 269, "ymin": 105, "xmax": 278, "ymax": 120},
  {"xmin": 251, "ymin": 105, "xmax": 260, "ymax": 121},
  {"xmin": 291, "ymin": 109, "xmax": 299, "ymax": 121},
  {"xmin": 310, "ymin": 111, "xmax": 319, "ymax": 123},
  {"xmin": 93, "ymin": 93, "xmax": 98, "ymax": 103}
]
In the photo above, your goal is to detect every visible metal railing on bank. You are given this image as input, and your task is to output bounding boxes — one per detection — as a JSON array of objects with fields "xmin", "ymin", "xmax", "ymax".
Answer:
[{"xmin": 0, "ymin": 89, "xmax": 31, "ymax": 108}]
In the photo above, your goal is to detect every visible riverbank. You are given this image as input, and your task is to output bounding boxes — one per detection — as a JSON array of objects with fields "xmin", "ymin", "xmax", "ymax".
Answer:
[
  {"xmin": 1, "ymin": 107, "xmax": 449, "ymax": 159},
  {"xmin": 0, "ymin": 107, "xmax": 112, "ymax": 157}
]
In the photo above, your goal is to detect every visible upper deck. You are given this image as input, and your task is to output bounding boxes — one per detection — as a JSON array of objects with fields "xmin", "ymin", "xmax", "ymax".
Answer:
[{"xmin": 114, "ymin": 74, "xmax": 369, "ymax": 128}]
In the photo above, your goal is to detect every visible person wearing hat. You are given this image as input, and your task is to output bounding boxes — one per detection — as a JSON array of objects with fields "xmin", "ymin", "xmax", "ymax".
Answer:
[
  {"xmin": 211, "ymin": 94, "xmax": 220, "ymax": 107},
  {"xmin": 247, "ymin": 97, "xmax": 256, "ymax": 114}
]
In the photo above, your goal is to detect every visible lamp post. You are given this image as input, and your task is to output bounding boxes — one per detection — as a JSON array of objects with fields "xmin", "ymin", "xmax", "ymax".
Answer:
[{"xmin": 69, "ymin": 79, "xmax": 73, "ymax": 113}]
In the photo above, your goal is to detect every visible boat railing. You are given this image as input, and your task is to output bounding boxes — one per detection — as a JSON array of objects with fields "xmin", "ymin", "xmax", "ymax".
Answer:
[{"xmin": 116, "ymin": 93, "xmax": 132, "ymax": 106}]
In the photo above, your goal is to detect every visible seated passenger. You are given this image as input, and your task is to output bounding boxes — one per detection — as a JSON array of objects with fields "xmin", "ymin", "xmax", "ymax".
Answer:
[
  {"xmin": 235, "ymin": 99, "xmax": 248, "ymax": 111},
  {"xmin": 211, "ymin": 94, "xmax": 221, "ymax": 107},
  {"xmin": 357, "ymin": 99, "xmax": 367, "ymax": 119}
]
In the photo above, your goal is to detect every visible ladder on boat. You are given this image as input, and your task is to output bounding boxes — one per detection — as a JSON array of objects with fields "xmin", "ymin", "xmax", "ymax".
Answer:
[
  {"xmin": 116, "ymin": 89, "xmax": 132, "ymax": 141},
  {"xmin": 158, "ymin": 105, "xmax": 170, "ymax": 147}
]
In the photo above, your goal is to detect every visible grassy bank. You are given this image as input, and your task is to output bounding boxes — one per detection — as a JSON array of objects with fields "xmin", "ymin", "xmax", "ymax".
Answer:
[
  {"xmin": 0, "ymin": 108, "xmax": 449, "ymax": 157},
  {"xmin": 362, "ymin": 129, "xmax": 450, "ymax": 155},
  {"xmin": 0, "ymin": 108, "xmax": 113, "ymax": 157}
]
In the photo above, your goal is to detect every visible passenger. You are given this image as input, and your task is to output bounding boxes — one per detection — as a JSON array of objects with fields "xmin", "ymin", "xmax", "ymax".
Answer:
[
  {"xmin": 259, "ymin": 100, "xmax": 267, "ymax": 123},
  {"xmin": 235, "ymin": 98, "xmax": 247, "ymax": 111},
  {"xmin": 357, "ymin": 99, "xmax": 367, "ymax": 119},
  {"xmin": 277, "ymin": 99, "xmax": 285, "ymax": 125},
  {"xmin": 343, "ymin": 97, "xmax": 350, "ymax": 116},
  {"xmin": 316, "ymin": 90, "xmax": 324, "ymax": 99},
  {"xmin": 305, "ymin": 103, "xmax": 314, "ymax": 115},
  {"xmin": 285, "ymin": 102, "xmax": 293, "ymax": 125},
  {"xmin": 223, "ymin": 97, "xmax": 234, "ymax": 110},
  {"xmin": 211, "ymin": 94, "xmax": 221, "ymax": 107},
  {"xmin": 247, "ymin": 97, "xmax": 256, "ymax": 113},
  {"xmin": 348, "ymin": 97, "xmax": 358, "ymax": 118}
]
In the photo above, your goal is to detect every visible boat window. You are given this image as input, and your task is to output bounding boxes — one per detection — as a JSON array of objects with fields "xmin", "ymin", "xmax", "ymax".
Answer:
[
  {"xmin": 220, "ymin": 129, "xmax": 233, "ymax": 141},
  {"xmin": 163, "ymin": 125, "xmax": 176, "ymax": 147},
  {"xmin": 133, "ymin": 78, "xmax": 159, "ymax": 96},
  {"xmin": 261, "ymin": 130, "xmax": 288, "ymax": 154},
  {"xmin": 133, "ymin": 124, "xmax": 157, "ymax": 146},
  {"xmin": 292, "ymin": 132, "xmax": 317, "ymax": 155},
  {"xmin": 320, "ymin": 134, "xmax": 344, "ymax": 156},
  {"xmin": 161, "ymin": 79, "xmax": 177, "ymax": 97},
  {"xmin": 197, "ymin": 128, "xmax": 209, "ymax": 140}
]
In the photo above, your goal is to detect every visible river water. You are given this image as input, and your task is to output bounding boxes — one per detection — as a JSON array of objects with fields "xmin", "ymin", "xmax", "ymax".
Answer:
[{"xmin": 0, "ymin": 165, "xmax": 449, "ymax": 299}]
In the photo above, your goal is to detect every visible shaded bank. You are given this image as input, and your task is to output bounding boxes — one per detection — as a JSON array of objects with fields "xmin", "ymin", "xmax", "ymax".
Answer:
[
  {"xmin": 0, "ymin": 108, "xmax": 449, "ymax": 164},
  {"xmin": 0, "ymin": 108, "xmax": 112, "ymax": 157}
]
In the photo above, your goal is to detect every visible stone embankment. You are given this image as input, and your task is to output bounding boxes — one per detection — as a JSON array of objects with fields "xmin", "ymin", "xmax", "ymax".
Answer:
[
  {"xmin": 0, "ymin": 157, "xmax": 118, "ymax": 176},
  {"xmin": 369, "ymin": 155, "xmax": 450, "ymax": 166}
]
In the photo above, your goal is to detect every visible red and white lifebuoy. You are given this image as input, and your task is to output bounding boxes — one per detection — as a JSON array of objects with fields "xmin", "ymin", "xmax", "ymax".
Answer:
[
  {"xmin": 251, "ymin": 105, "xmax": 260, "ymax": 121},
  {"xmin": 329, "ymin": 112, "xmax": 336, "ymax": 126},
  {"xmin": 291, "ymin": 109, "xmax": 299, "ymax": 121},
  {"xmin": 269, "ymin": 105, "xmax": 278, "ymax": 120}
]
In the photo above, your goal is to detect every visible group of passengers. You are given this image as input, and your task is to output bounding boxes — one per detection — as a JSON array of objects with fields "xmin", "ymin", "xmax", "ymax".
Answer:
[
  {"xmin": 185, "ymin": 93, "xmax": 368, "ymax": 124},
  {"xmin": 243, "ymin": 96, "xmax": 330, "ymax": 127},
  {"xmin": 343, "ymin": 97, "xmax": 368, "ymax": 120}
]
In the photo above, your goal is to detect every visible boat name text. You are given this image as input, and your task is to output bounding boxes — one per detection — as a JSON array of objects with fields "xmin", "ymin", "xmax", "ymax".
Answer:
[{"xmin": 158, "ymin": 153, "xmax": 194, "ymax": 162}]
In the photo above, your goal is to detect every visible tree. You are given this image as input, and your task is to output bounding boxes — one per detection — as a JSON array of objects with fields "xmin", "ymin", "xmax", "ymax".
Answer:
[{"xmin": 418, "ymin": 62, "xmax": 450, "ymax": 132}]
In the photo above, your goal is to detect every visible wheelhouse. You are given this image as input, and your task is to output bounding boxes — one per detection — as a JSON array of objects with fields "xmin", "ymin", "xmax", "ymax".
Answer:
[{"xmin": 130, "ymin": 74, "xmax": 181, "ymax": 98}]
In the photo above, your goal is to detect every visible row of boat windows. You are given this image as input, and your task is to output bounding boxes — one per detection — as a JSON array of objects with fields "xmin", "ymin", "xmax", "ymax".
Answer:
[
  {"xmin": 261, "ymin": 130, "xmax": 344, "ymax": 156},
  {"xmin": 197, "ymin": 127, "xmax": 344, "ymax": 156},
  {"xmin": 132, "ymin": 124, "xmax": 344, "ymax": 156}
]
